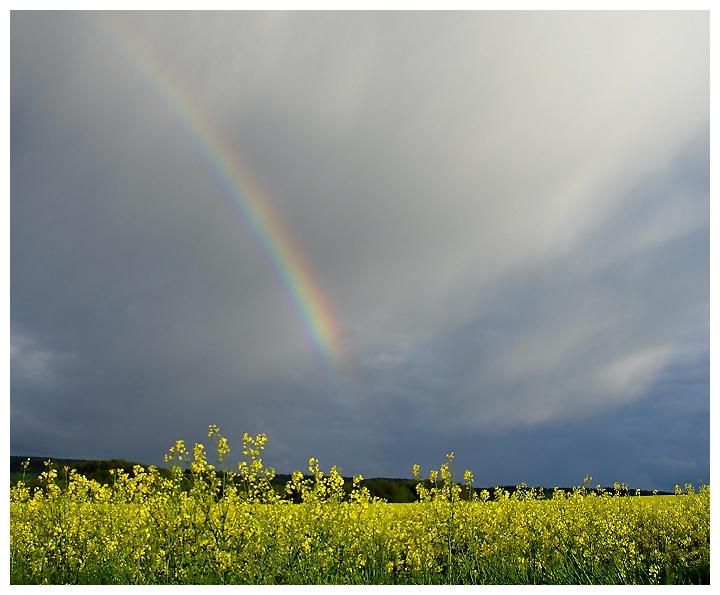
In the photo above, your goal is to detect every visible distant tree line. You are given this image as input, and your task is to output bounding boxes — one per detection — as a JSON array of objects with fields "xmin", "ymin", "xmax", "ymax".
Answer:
[{"xmin": 9, "ymin": 457, "xmax": 672, "ymax": 501}]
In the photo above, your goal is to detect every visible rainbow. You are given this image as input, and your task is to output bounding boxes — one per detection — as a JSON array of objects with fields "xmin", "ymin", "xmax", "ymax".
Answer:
[{"xmin": 93, "ymin": 15, "xmax": 346, "ymax": 390}]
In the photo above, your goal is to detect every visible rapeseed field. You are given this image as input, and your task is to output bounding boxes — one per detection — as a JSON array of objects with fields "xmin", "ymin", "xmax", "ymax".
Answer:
[{"xmin": 10, "ymin": 426, "xmax": 709, "ymax": 585}]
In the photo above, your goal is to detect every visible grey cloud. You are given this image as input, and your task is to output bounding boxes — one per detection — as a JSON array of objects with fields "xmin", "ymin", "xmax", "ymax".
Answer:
[{"xmin": 10, "ymin": 11, "xmax": 708, "ymax": 490}]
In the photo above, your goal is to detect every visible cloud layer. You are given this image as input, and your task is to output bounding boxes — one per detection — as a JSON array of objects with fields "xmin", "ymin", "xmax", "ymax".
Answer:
[{"xmin": 11, "ymin": 11, "xmax": 709, "ymax": 491}]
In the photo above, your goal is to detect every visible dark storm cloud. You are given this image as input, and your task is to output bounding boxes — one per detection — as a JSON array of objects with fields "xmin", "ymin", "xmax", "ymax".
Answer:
[{"xmin": 10, "ymin": 11, "xmax": 709, "ymax": 490}]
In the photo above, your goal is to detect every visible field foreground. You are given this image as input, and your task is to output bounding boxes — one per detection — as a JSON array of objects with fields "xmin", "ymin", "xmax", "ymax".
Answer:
[{"xmin": 10, "ymin": 428, "xmax": 710, "ymax": 585}]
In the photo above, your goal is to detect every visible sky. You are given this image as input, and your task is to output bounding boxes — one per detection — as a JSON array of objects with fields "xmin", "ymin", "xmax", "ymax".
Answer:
[{"xmin": 9, "ymin": 10, "xmax": 710, "ymax": 492}]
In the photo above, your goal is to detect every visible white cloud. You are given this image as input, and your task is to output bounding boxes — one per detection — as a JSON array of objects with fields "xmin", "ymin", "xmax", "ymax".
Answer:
[{"xmin": 594, "ymin": 345, "xmax": 675, "ymax": 400}]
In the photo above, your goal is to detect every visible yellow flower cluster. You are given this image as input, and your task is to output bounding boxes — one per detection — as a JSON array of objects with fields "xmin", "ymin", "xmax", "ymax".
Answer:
[{"xmin": 9, "ymin": 427, "xmax": 710, "ymax": 585}]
